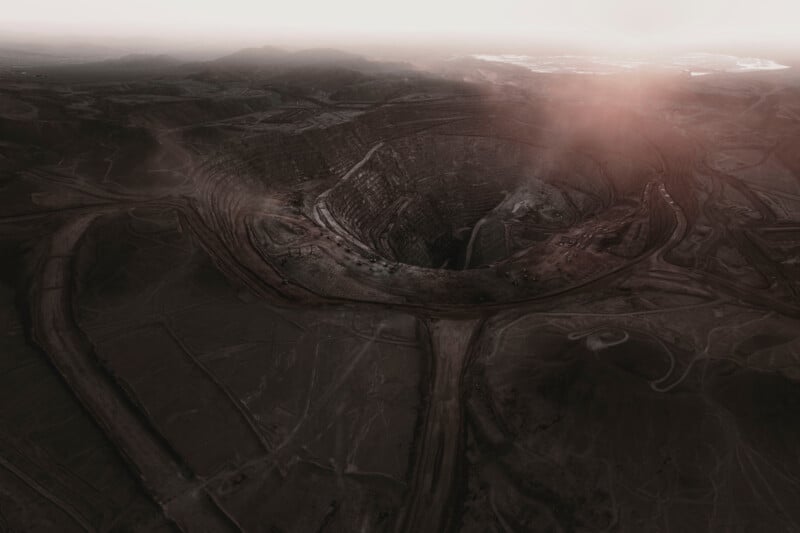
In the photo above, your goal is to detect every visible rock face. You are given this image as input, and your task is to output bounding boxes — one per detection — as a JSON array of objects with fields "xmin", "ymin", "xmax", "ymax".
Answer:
[
  {"xmin": 2, "ymin": 49, "xmax": 800, "ymax": 533},
  {"xmin": 323, "ymin": 134, "xmax": 525, "ymax": 269}
]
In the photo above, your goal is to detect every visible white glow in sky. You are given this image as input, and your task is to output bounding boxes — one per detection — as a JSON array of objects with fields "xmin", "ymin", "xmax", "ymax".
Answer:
[{"xmin": 3, "ymin": 0, "xmax": 800, "ymax": 49}]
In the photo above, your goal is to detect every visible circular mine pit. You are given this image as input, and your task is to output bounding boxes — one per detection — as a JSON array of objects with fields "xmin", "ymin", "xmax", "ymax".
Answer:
[{"xmin": 316, "ymin": 133, "xmax": 589, "ymax": 270}]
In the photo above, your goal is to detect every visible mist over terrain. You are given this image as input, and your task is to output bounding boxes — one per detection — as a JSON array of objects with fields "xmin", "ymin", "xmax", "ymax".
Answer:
[{"xmin": 2, "ymin": 1, "xmax": 800, "ymax": 531}]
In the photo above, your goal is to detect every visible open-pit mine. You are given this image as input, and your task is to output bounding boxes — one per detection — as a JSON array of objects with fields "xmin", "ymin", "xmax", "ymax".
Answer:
[{"xmin": 2, "ymin": 46, "xmax": 800, "ymax": 532}]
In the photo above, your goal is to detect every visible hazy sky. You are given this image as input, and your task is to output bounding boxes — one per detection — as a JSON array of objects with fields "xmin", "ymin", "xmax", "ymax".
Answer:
[{"xmin": 3, "ymin": 0, "xmax": 799, "ymax": 50}]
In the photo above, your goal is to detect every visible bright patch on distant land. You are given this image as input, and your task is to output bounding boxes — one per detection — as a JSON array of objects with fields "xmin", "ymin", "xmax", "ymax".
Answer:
[{"xmin": 471, "ymin": 52, "xmax": 791, "ymax": 76}]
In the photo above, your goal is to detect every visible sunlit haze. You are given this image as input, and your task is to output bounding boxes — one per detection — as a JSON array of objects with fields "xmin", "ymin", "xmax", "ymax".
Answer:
[
  {"xmin": 3, "ymin": 0, "xmax": 800, "ymax": 51},
  {"xmin": 4, "ymin": 0, "xmax": 800, "ymax": 527}
]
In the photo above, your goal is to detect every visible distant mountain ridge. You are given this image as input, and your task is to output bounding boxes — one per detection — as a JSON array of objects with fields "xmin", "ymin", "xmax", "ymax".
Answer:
[
  {"xmin": 210, "ymin": 46, "xmax": 410, "ymax": 73},
  {"xmin": 8, "ymin": 44, "xmax": 413, "ymax": 80},
  {"xmin": 213, "ymin": 46, "xmax": 370, "ymax": 69}
]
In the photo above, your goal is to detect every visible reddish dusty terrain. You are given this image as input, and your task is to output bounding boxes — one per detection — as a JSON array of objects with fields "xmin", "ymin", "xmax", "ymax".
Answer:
[{"xmin": 2, "ymin": 49, "xmax": 800, "ymax": 531}]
